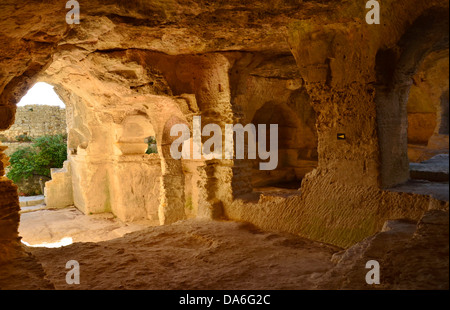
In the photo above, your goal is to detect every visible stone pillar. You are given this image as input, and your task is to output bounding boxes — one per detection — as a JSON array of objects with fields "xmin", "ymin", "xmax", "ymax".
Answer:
[
  {"xmin": 428, "ymin": 89, "xmax": 450, "ymax": 151},
  {"xmin": 438, "ymin": 89, "xmax": 449, "ymax": 135},
  {"xmin": 375, "ymin": 80, "xmax": 411, "ymax": 187},
  {"xmin": 159, "ymin": 158, "xmax": 186, "ymax": 225},
  {"xmin": 196, "ymin": 161, "xmax": 226, "ymax": 219},
  {"xmin": 70, "ymin": 154, "xmax": 111, "ymax": 215}
]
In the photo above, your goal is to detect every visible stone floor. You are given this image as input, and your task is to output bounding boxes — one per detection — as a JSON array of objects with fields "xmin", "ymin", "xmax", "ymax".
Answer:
[
  {"xmin": 14, "ymin": 211, "xmax": 342, "ymax": 290},
  {"xmin": 387, "ymin": 154, "xmax": 450, "ymax": 201},
  {"xmin": 388, "ymin": 180, "xmax": 449, "ymax": 202}
]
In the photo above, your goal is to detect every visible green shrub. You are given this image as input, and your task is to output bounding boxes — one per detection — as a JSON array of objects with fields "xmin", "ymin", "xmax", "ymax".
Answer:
[
  {"xmin": 15, "ymin": 134, "xmax": 32, "ymax": 142},
  {"xmin": 7, "ymin": 134, "xmax": 67, "ymax": 183},
  {"xmin": 145, "ymin": 136, "xmax": 158, "ymax": 154}
]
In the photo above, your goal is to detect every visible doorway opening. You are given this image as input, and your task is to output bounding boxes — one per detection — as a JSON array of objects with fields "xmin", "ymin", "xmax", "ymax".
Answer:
[{"xmin": 251, "ymin": 101, "xmax": 318, "ymax": 193}]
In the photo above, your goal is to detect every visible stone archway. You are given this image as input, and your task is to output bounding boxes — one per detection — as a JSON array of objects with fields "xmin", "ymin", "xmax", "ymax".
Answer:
[
  {"xmin": 374, "ymin": 8, "xmax": 449, "ymax": 188},
  {"xmin": 406, "ymin": 49, "xmax": 449, "ymax": 162}
]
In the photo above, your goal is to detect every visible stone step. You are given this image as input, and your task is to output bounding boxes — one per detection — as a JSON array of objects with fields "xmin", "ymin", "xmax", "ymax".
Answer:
[
  {"xmin": 19, "ymin": 195, "xmax": 45, "ymax": 208},
  {"xmin": 20, "ymin": 204, "xmax": 46, "ymax": 213},
  {"xmin": 410, "ymin": 154, "xmax": 449, "ymax": 182}
]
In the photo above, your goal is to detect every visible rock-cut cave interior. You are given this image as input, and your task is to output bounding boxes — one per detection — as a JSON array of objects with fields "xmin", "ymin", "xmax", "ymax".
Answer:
[{"xmin": 0, "ymin": 0, "xmax": 448, "ymax": 291}]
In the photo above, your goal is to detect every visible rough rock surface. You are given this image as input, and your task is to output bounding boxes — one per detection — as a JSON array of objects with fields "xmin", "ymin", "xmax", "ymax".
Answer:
[
  {"xmin": 0, "ymin": 250, "xmax": 54, "ymax": 290},
  {"xmin": 2, "ymin": 211, "xmax": 447, "ymax": 290},
  {"xmin": 315, "ymin": 210, "xmax": 449, "ymax": 290}
]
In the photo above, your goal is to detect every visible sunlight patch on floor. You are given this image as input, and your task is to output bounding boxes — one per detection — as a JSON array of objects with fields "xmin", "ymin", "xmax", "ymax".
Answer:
[{"xmin": 21, "ymin": 237, "xmax": 73, "ymax": 248}]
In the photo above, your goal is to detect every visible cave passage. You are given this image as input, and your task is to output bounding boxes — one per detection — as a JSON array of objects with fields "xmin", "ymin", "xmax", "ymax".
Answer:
[{"xmin": 0, "ymin": 0, "xmax": 448, "ymax": 291}]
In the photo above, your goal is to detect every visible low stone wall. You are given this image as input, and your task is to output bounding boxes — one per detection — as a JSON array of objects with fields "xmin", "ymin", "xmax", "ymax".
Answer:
[{"xmin": 223, "ymin": 171, "xmax": 449, "ymax": 248}]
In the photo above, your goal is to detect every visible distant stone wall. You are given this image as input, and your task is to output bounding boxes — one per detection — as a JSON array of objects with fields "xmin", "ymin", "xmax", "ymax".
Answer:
[{"xmin": 0, "ymin": 105, "xmax": 66, "ymax": 141}]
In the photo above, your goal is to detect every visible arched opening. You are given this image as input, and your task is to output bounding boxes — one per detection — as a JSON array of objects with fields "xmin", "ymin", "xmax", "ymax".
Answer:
[
  {"xmin": 1, "ymin": 82, "xmax": 71, "ymax": 247},
  {"xmin": 1, "ymin": 81, "xmax": 78, "ymax": 248},
  {"xmin": 251, "ymin": 101, "xmax": 318, "ymax": 192},
  {"xmin": 407, "ymin": 49, "xmax": 449, "ymax": 163},
  {"xmin": 8, "ymin": 83, "xmax": 163, "ymax": 247},
  {"xmin": 375, "ymin": 8, "xmax": 449, "ymax": 188},
  {"xmin": 1, "ymin": 82, "xmax": 67, "ymax": 196}
]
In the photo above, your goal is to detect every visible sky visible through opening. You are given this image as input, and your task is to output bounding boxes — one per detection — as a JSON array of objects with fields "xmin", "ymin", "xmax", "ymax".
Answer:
[{"xmin": 17, "ymin": 82, "xmax": 65, "ymax": 108}]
